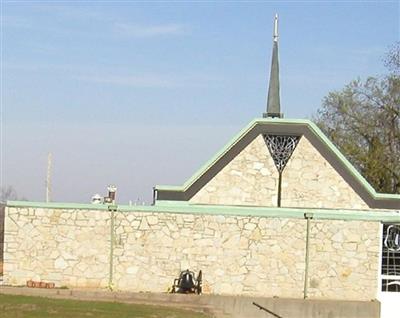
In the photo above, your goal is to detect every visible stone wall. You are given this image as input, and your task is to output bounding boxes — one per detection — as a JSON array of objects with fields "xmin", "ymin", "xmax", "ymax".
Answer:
[
  {"xmin": 3, "ymin": 208, "xmax": 110, "ymax": 287},
  {"xmin": 0, "ymin": 205, "xmax": 4, "ymax": 275},
  {"xmin": 307, "ymin": 220, "xmax": 380, "ymax": 300},
  {"xmin": 112, "ymin": 212, "xmax": 305, "ymax": 297},
  {"xmin": 3, "ymin": 206, "xmax": 380, "ymax": 300}
]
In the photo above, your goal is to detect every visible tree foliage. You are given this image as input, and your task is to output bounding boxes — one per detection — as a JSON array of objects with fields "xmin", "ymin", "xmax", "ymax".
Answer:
[
  {"xmin": 314, "ymin": 47, "xmax": 400, "ymax": 194},
  {"xmin": 384, "ymin": 42, "xmax": 400, "ymax": 75},
  {"xmin": 0, "ymin": 186, "xmax": 27, "ymax": 203}
]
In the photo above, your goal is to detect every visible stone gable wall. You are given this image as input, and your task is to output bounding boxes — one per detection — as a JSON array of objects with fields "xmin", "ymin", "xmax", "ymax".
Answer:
[
  {"xmin": 190, "ymin": 135, "xmax": 279, "ymax": 206},
  {"xmin": 3, "ymin": 206, "xmax": 379, "ymax": 301},
  {"xmin": 282, "ymin": 137, "xmax": 369, "ymax": 209},
  {"xmin": 190, "ymin": 134, "xmax": 369, "ymax": 210}
]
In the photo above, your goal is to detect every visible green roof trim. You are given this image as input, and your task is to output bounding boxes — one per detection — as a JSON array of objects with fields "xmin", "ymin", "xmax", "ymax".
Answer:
[
  {"xmin": 155, "ymin": 118, "xmax": 261, "ymax": 191},
  {"xmin": 6, "ymin": 201, "xmax": 112, "ymax": 211},
  {"xmin": 305, "ymin": 119, "xmax": 399, "ymax": 200},
  {"xmin": 6, "ymin": 200, "xmax": 400, "ymax": 222},
  {"xmin": 155, "ymin": 118, "xmax": 400, "ymax": 204}
]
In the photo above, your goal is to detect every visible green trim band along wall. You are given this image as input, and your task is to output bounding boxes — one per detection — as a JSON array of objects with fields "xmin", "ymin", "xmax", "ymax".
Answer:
[{"xmin": 6, "ymin": 200, "xmax": 400, "ymax": 222}]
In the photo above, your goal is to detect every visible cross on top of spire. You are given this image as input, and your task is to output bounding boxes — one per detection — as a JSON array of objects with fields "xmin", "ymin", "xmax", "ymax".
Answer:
[{"xmin": 273, "ymin": 13, "xmax": 279, "ymax": 42}]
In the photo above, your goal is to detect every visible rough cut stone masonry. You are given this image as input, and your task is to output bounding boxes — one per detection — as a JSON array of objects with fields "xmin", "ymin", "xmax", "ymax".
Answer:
[
  {"xmin": 282, "ymin": 137, "xmax": 368, "ymax": 210},
  {"xmin": 190, "ymin": 135, "xmax": 369, "ymax": 210},
  {"xmin": 3, "ymin": 207, "xmax": 379, "ymax": 301},
  {"xmin": 0, "ymin": 205, "xmax": 4, "ymax": 276}
]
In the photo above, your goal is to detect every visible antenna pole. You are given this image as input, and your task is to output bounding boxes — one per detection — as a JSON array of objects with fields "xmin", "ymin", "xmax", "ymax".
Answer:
[{"xmin": 46, "ymin": 152, "xmax": 52, "ymax": 202}]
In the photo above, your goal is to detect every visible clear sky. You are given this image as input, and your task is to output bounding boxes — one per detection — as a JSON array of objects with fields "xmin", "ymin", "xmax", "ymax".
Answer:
[{"xmin": 2, "ymin": 1, "xmax": 399, "ymax": 204}]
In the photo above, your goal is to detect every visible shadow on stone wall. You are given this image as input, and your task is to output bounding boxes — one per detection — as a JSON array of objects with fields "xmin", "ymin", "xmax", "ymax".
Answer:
[{"xmin": 0, "ymin": 204, "xmax": 4, "ymax": 276}]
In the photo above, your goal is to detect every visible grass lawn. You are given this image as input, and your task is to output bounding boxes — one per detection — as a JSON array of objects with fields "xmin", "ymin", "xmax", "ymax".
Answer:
[{"xmin": 0, "ymin": 294, "xmax": 211, "ymax": 318}]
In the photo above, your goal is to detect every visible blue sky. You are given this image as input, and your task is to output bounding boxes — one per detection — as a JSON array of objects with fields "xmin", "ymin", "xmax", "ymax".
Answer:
[{"xmin": 2, "ymin": 1, "xmax": 399, "ymax": 203}]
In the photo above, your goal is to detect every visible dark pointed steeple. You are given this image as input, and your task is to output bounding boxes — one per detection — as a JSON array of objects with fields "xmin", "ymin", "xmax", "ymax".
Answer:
[{"xmin": 263, "ymin": 14, "xmax": 283, "ymax": 118}]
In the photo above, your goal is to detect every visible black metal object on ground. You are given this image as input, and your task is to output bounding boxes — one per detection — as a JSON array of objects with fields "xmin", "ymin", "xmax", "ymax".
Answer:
[
  {"xmin": 253, "ymin": 302, "xmax": 283, "ymax": 318},
  {"xmin": 171, "ymin": 269, "xmax": 202, "ymax": 294}
]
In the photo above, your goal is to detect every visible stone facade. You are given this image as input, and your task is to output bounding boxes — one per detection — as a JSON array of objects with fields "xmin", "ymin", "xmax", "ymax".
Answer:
[
  {"xmin": 0, "ymin": 205, "xmax": 4, "ymax": 275},
  {"xmin": 282, "ymin": 137, "xmax": 369, "ymax": 209},
  {"xmin": 308, "ymin": 220, "xmax": 380, "ymax": 300},
  {"xmin": 190, "ymin": 135, "xmax": 279, "ymax": 206},
  {"xmin": 3, "ymin": 206, "xmax": 379, "ymax": 300},
  {"xmin": 3, "ymin": 208, "xmax": 110, "ymax": 288},
  {"xmin": 190, "ymin": 134, "xmax": 369, "ymax": 210}
]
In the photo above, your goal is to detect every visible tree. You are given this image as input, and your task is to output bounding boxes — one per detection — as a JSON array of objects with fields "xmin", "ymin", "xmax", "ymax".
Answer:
[
  {"xmin": 314, "ymin": 46, "xmax": 400, "ymax": 194},
  {"xmin": 0, "ymin": 186, "xmax": 27, "ymax": 203},
  {"xmin": 384, "ymin": 42, "xmax": 400, "ymax": 75}
]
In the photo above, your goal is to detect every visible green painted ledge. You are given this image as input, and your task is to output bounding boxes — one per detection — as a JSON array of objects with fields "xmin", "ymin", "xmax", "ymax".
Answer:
[
  {"xmin": 155, "ymin": 118, "xmax": 400, "ymax": 202},
  {"xmin": 6, "ymin": 200, "xmax": 400, "ymax": 222}
]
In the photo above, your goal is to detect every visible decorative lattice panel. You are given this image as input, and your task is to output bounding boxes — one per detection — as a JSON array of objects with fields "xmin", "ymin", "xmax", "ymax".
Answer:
[
  {"xmin": 263, "ymin": 135, "xmax": 300, "ymax": 173},
  {"xmin": 382, "ymin": 224, "xmax": 400, "ymax": 292}
]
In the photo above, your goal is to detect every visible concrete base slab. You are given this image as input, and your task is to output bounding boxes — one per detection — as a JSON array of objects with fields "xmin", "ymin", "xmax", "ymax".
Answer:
[{"xmin": 0, "ymin": 286, "xmax": 380, "ymax": 318}]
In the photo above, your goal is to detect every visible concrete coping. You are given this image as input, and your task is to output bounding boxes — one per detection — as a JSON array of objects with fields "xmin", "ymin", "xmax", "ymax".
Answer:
[{"xmin": 6, "ymin": 200, "xmax": 400, "ymax": 222}]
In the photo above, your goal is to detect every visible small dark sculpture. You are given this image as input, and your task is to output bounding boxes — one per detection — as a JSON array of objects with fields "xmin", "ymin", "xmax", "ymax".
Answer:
[{"xmin": 172, "ymin": 269, "xmax": 202, "ymax": 294}]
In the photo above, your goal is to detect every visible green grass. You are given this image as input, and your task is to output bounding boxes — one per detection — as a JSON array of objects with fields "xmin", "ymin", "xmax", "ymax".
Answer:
[{"xmin": 0, "ymin": 294, "xmax": 211, "ymax": 318}]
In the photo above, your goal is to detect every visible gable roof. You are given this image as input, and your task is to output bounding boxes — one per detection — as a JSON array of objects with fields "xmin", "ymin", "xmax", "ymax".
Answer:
[{"xmin": 155, "ymin": 118, "xmax": 400, "ymax": 210}]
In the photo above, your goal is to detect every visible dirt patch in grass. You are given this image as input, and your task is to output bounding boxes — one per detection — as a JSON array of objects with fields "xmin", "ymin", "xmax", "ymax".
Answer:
[{"xmin": 0, "ymin": 294, "xmax": 211, "ymax": 318}]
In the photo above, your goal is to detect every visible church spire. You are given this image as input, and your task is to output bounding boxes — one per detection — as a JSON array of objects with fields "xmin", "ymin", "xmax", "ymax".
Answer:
[{"xmin": 263, "ymin": 14, "xmax": 283, "ymax": 118}]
